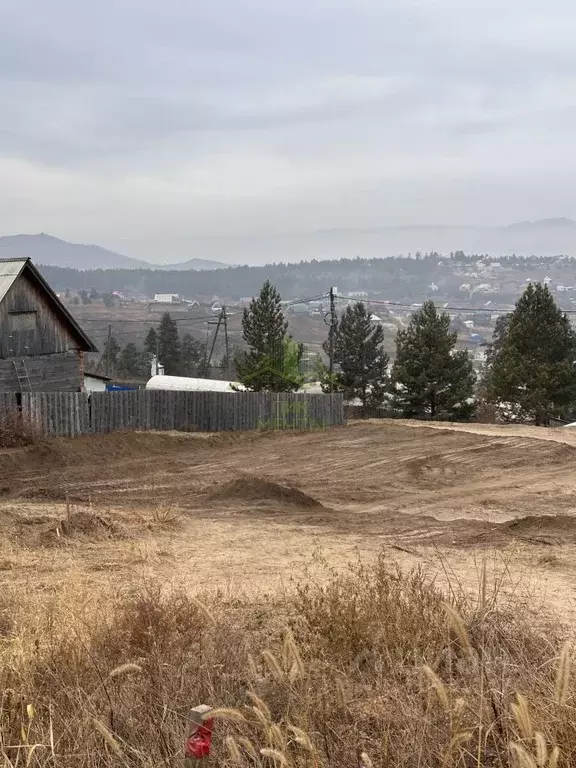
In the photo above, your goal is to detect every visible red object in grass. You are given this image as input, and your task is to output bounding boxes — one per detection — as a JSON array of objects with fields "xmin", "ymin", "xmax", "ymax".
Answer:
[{"xmin": 185, "ymin": 718, "xmax": 214, "ymax": 759}]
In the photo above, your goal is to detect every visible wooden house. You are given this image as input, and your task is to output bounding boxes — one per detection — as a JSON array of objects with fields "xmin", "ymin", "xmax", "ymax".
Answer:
[{"xmin": 0, "ymin": 258, "xmax": 97, "ymax": 392}]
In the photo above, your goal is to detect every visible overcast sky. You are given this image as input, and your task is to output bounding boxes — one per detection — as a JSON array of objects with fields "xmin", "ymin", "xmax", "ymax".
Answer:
[{"xmin": 2, "ymin": 0, "xmax": 576, "ymax": 262}]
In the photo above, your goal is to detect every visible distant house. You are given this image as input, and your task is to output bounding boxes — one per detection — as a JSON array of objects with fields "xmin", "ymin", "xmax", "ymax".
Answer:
[
  {"xmin": 0, "ymin": 258, "xmax": 97, "ymax": 393},
  {"xmin": 154, "ymin": 293, "xmax": 181, "ymax": 304}
]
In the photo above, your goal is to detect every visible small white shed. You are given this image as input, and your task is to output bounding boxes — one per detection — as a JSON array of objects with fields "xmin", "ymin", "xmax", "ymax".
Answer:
[{"xmin": 84, "ymin": 372, "xmax": 110, "ymax": 392}]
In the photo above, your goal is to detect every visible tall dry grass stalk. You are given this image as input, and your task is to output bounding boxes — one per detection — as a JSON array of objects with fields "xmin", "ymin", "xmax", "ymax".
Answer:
[{"xmin": 0, "ymin": 553, "xmax": 574, "ymax": 767}]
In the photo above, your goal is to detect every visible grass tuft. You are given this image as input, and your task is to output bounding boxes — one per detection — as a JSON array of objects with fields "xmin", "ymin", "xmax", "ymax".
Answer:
[{"xmin": 0, "ymin": 553, "xmax": 574, "ymax": 767}]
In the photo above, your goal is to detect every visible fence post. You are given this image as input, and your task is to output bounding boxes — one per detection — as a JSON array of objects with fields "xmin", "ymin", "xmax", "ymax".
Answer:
[{"xmin": 184, "ymin": 704, "xmax": 213, "ymax": 768}]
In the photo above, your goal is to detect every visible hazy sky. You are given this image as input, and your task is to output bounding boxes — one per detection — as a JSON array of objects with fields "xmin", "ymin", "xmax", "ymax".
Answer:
[{"xmin": 2, "ymin": 0, "xmax": 576, "ymax": 262}]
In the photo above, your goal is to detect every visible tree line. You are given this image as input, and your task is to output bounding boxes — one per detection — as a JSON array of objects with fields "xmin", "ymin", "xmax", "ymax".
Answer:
[
  {"xmin": 233, "ymin": 280, "xmax": 475, "ymax": 419},
  {"xmin": 98, "ymin": 278, "xmax": 576, "ymax": 426},
  {"xmin": 39, "ymin": 252, "xmax": 576, "ymax": 305},
  {"xmin": 97, "ymin": 313, "xmax": 208, "ymax": 380},
  {"xmin": 235, "ymin": 279, "xmax": 576, "ymax": 425}
]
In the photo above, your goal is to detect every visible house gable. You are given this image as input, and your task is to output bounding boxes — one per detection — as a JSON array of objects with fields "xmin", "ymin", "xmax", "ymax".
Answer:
[{"xmin": 0, "ymin": 259, "xmax": 96, "ymax": 359}]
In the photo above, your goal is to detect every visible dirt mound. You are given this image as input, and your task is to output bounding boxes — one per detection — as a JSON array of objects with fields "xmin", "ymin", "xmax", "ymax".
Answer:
[
  {"xmin": 504, "ymin": 515, "xmax": 576, "ymax": 544},
  {"xmin": 212, "ymin": 477, "xmax": 323, "ymax": 508},
  {"xmin": 0, "ymin": 431, "xmax": 221, "ymax": 475}
]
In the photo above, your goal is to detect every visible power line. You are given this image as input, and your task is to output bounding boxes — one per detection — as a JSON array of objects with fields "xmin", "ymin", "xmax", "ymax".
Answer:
[
  {"xmin": 335, "ymin": 295, "xmax": 576, "ymax": 315},
  {"xmin": 79, "ymin": 314, "xmax": 216, "ymax": 325},
  {"xmin": 76, "ymin": 295, "xmax": 328, "ymax": 326}
]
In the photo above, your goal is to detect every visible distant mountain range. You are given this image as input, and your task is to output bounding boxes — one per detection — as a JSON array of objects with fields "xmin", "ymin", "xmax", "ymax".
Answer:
[
  {"xmin": 169, "ymin": 218, "xmax": 576, "ymax": 264},
  {"xmin": 2, "ymin": 220, "xmax": 576, "ymax": 270},
  {"xmin": 0, "ymin": 234, "xmax": 227, "ymax": 271}
]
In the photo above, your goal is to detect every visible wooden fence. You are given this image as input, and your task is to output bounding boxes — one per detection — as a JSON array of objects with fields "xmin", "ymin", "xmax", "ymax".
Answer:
[{"xmin": 0, "ymin": 391, "xmax": 344, "ymax": 438}]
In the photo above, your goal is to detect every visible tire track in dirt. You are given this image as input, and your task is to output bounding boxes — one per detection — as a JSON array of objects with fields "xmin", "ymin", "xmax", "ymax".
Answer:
[
  {"xmin": 4, "ymin": 422, "xmax": 576, "ymax": 625},
  {"xmin": 4, "ymin": 421, "xmax": 576, "ymax": 551}
]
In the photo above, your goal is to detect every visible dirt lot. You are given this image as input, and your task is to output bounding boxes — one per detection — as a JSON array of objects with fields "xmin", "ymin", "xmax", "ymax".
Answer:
[{"xmin": 2, "ymin": 420, "xmax": 576, "ymax": 625}]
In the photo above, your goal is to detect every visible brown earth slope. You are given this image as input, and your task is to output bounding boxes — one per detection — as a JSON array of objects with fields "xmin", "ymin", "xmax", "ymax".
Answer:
[{"xmin": 2, "ymin": 421, "xmax": 576, "ymax": 623}]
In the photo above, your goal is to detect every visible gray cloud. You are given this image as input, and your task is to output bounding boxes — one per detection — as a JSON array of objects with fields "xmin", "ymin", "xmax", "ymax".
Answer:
[{"xmin": 1, "ymin": 0, "xmax": 576, "ymax": 260}]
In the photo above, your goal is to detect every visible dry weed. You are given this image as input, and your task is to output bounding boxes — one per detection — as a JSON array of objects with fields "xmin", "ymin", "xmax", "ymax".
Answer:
[
  {"xmin": 0, "ymin": 553, "xmax": 574, "ymax": 767},
  {"xmin": 0, "ymin": 409, "xmax": 40, "ymax": 449}
]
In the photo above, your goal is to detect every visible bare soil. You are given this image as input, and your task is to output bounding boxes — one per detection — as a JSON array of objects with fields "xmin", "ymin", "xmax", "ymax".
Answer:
[{"xmin": 3, "ymin": 420, "xmax": 576, "ymax": 626}]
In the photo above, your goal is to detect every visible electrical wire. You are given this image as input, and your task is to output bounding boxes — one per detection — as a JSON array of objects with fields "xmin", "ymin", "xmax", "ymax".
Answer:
[{"xmin": 335, "ymin": 295, "xmax": 576, "ymax": 315}]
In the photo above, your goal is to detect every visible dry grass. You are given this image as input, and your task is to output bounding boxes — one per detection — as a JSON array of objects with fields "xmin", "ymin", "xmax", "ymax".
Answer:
[
  {"xmin": 0, "ymin": 553, "xmax": 575, "ymax": 767},
  {"xmin": 0, "ymin": 409, "xmax": 40, "ymax": 449}
]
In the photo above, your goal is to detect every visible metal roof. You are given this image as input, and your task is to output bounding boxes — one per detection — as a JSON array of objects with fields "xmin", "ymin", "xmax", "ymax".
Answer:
[
  {"xmin": 0, "ymin": 257, "xmax": 97, "ymax": 352},
  {"xmin": 146, "ymin": 375, "xmax": 244, "ymax": 392},
  {"xmin": 0, "ymin": 258, "xmax": 27, "ymax": 304}
]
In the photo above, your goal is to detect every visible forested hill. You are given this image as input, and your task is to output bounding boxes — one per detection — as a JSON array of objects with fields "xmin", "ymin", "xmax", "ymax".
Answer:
[{"xmin": 38, "ymin": 253, "xmax": 576, "ymax": 304}]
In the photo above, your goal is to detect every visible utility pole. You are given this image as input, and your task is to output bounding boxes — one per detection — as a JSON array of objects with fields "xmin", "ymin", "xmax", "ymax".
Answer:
[
  {"xmin": 328, "ymin": 287, "xmax": 337, "ymax": 394},
  {"xmin": 155, "ymin": 336, "xmax": 160, "ymax": 375},
  {"xmin": 206, "ymin": 308, "xmax": 225, "ymax": 372},
  {"xmin": 104, "ymin": 324, "xmax": 112, "ymax": 377},
  {"xmin": 222, "ymin": 306, "xmax": 230, "ymax": 378}
]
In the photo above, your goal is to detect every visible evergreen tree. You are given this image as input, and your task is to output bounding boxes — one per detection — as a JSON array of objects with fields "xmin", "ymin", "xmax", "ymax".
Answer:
[
  {"xmin": 391, "ymin": 301, "xmax": 476, "ymax": 420},
  {"xmin": 157, "ymin": 313, "xmax": 181, "ymax": 375},
  {"xmin": 485, "ymin": 313, "xmax": 510, "ymax": 369},
  {"xmin": 241, "ymin": 280, "xmax": 287, "ymax": 354},
  {"xmin": 279, "ymin": 337, "xmax": 305, "ymax": 389},
  {"xmin": 144, "ymin": 327, "xmax": 158, "ymax": 358},
  {"xmin": 236, "ymin": 280, "xmax": 302, "ymax": 391},
  {"xmin": 486, "ymin": 283, "xmax": 576, "ymax": 424},
  {"xmin": 321, "ymin": 302, "xmax": 389, "ymax": 409},
  {"xmin": 180, "ymin": 333, "xmax": 204, "ymax": 376},
  {"xmin": 102, "ymin": 334, "xmax": 121, "ymax": 376},
  {"xmin": 117, "ymin": 343, "xmax": 142, "ymax": 379}
]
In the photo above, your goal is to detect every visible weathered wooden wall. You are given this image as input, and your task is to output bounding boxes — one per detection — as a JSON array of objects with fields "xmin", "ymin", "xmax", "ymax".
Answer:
[
  {"xmin": 7, "ymin": 391, "xmax": 345, "ymax": 437},
  {"xmin": 0, "ymin": 351, "xmax": 82, "ymax": 393},
  {"xmin": 0, "ymin": 271, "xmax": 81, "ymax": 358},
  {"xmin": 23, "ymin": 391, "xmax": 90, "ymax": 437},
  {"xmin": 0, "ymin": 269, "xmax": 86, "ymax": 393},
  {"xmin": 90, "ymin": 391, "xmax": 344, "ymax": 433}
]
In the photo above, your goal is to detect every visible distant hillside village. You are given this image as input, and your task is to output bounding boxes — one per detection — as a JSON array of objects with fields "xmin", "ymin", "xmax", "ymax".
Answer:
[
  {"xmin": 37, "ymin": 252, "xmax": 576, "ymax": 380},
  {"xmin": 2, "ymin": 254, "xmax": 576, "ymax": 431},
  {"xmin": 40, "ymin": 251, "xmax": 576, "ymax": 309}
]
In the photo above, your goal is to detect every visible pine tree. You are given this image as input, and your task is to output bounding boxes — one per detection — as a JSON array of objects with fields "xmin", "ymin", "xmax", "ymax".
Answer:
[
  {"xmin": 391, "ymin": 301, "xmax": 476, "ymax": 420},
  {"xmin": 102, "ymin": 334, "xmax": 121, "ymax": 377},
  {"xmin": 485, "ymin": 313, "xmax": 510, "ymax": 369},
  {"xmin": 158, "ymin": 313, "xmax": 181, "ymax": 375},
  {"xmin": 117, "ymin": 343, "xmax": 142, "ymax": 379},
  {"xmin": 236, "ymin": 280, "xmax": 302, "ymax": 391},
  {"xmin": 144, "ymin": 327, "xmax": 158, "ymax": 358},
  {"xmin": 322, "ymin": 302, "xmax": 389, "ymax": 409},
  {"xmin": 486, "ymin": 283, "xmax": 576, "ymax": 424}
]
